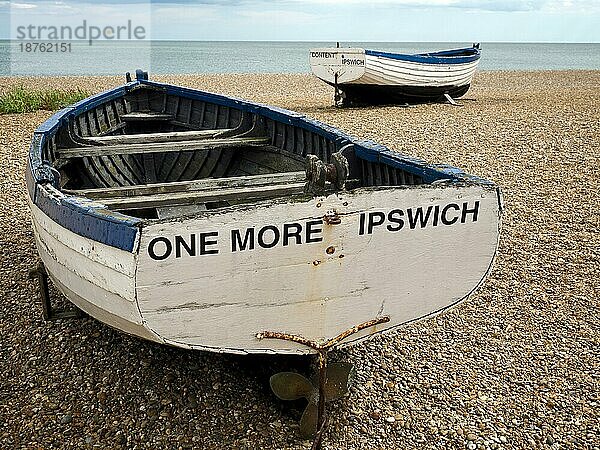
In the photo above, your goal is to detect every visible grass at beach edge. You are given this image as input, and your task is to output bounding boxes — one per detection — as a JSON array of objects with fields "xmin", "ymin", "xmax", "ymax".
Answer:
[{"xmin": 0, "ymin": 85, "xmax": 90, "ymax": 114}]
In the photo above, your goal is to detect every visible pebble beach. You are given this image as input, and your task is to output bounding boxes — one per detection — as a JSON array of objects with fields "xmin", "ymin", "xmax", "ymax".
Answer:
[{"xmin": 0, "ymin": 71, "xmax": 598, "ymax": 449}]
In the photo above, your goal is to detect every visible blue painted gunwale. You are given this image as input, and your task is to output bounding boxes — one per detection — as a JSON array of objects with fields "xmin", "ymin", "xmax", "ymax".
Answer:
[
  {"xmin": 365, "ymin": 47, "xmax": 481, "ymax": 65},
  {"xmin": 28, "ymin": 76, "xmax": 493, "ymax": 253}
]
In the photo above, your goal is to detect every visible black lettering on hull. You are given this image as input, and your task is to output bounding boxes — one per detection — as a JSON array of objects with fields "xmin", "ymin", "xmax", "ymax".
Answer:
[{"xmin": 358, "ymin": 201, "xmax": 480, "ymax": 235}]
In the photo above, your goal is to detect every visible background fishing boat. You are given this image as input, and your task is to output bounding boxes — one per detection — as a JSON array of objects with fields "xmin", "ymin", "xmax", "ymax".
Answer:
[
  {"xmin": 27, "ymin": 70, "xmax": 501, "ymax": 355},
  {"xmin": 310, "ymin": 44, "xmax": 481, "ymax": 105}
]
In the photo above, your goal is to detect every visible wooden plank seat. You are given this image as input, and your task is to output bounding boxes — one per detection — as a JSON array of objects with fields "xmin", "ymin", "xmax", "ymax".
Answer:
[
  {"xmin": 56, "ymin": 135, "xmax": 271, "ymax": 159},
  {"xmin": 66, "ymin": 171, "xmax": 307, "ymax": 210},
  {"xmin": 85, "ymin": 128, "xmax": 237, "ymax": 145},
  {"xmin": 120, "ymin": 112, "xmax": 174, "ymax": 121}
]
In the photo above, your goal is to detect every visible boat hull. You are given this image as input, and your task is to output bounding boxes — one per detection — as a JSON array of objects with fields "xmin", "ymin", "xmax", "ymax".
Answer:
[
  {"xmin": 30, "ymin": 182, "xmax": 500, "ymax": 355},
  {"xmin": 26, "ymin": 75, "xmax": 501, "ymax": 355},
  {"xmin": 135, "ymin": 184, "xmax": 500, "ymax": 354},
  {"xmin": 29, "ymin": 198, "xmax": 162, "ymax": 343},
  {"xmin": 335, "ymin": 83, "xmax": 472, "ymax": 105}
]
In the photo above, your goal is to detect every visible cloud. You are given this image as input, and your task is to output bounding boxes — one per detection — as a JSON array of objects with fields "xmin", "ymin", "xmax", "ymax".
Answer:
[
  {"xmin": 237, "ymin": 9, "xmax": 320, "ymax": 23},
  {"xmin": 255, "ymin": 0, "xmax": 600, "ymax": 12},
  {"xmin": 10, "ymin": 2, "xmax": 38, "ymax": 8},
  {"xmin": 152, "ymin": 4, "xmax": 220, "ymax": 21},
  {"xmin": 6, "ymin": 0, "xmax": 599, "ymax": 12},
  {"xmin": 5, "ymin": 0, "xmax": 246, "ymax": 3}
]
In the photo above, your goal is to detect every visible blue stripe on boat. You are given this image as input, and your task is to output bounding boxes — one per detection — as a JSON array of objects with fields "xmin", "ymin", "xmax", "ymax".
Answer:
[
  {"xmin": 365, "ymin": 47, "xmax": 481, "ymax": 65},
  {"xmin": 35, "ymin": 184, "xmax": 141, "ymax": 252}
]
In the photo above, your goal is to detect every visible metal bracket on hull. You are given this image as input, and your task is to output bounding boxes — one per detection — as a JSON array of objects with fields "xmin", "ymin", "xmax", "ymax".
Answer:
[{"xmin": 28, "ymin": 261, "xmax": 83, "ymax": 321}]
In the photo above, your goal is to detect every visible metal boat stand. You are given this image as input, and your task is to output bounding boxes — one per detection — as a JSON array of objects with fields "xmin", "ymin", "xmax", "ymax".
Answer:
[
  {"xmin": 257, "ymin": 315, "xmax": 390, "ymax": 450},
  {"xmin": 443, "ymin": 93, "xmax": 462, "ymax": 106},
  {"xmin": 28, "ymin": 261, "xmax": 83, "ymax": 320},
  {"xmin": 334, "ymin": 73, "xmax": 345, "ymax": 108},
  {"xmin": 333, "ymin": 42, "xmax": 345, "ymax": 108}
]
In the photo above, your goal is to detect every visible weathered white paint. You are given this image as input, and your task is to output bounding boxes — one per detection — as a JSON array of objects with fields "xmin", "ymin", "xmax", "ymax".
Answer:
[
  {"xmin": 309, "ymin": 48, "xmax": 366, "ymax": 84},
  {"xmin": 30, "ymin": 201, "xmax": 136, "ymax": 298},
  {"xmin": 29, "ymin": 199, "xmax": 157, "ymax": 340},
  {"xmin": 359, "ymin": 54, "xmax": 479, "ymax": 87},
  {"xmin": 309, "ymin": 47, "xmax": 479, "ymax": 89},
  {"xmin": 136, "ymin": 184, "xmax": 501, "ymax": 354},
  {"xmin": 47, "ymin": 271, "xmax": 162, "ymax": 343}
]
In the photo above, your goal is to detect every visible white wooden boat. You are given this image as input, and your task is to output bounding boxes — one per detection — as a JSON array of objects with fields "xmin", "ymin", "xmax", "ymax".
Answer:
[
  {"xmin": 27, "ymin": 70, "xmax": 502, "ymax": 355},
  {"xmin": 309, "ymin": 44, "xmax": 481, "ymax": 105}
]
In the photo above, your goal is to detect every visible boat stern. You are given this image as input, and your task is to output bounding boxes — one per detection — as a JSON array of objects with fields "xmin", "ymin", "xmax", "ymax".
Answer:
[{"xmin": 309, "ymin": 48, "xmax": 366, "ymax": 85}]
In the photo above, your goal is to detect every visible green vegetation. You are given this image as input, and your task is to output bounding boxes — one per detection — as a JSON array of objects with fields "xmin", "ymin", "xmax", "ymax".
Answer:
[{"xmin": 0, "ymin": 86, "xmax": 90, "ymax": 114}]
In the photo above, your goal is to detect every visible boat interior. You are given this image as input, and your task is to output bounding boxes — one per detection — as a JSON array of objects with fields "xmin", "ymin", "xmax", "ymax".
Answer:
[{"xmin": 44, "ymin": 84, "xmax": 426, "ymax": 220}]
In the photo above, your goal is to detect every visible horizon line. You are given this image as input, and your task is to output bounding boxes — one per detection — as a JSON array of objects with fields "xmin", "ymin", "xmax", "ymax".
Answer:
[{"xmin": 0, "ymin": 39, "xmax": 599, "ymax": 44}]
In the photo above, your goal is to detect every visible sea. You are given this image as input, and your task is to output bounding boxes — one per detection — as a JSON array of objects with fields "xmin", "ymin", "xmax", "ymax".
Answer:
[{"xmin": 1, "ymin": 41, "xmax": 599, "ymax": 76}]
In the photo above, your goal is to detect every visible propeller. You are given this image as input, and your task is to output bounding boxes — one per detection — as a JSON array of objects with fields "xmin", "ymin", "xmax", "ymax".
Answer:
[
  {"xmin": 269, "ymin": 362, "xmax": 353, "ymax": 438},
  {"xmin": 269, "ymin": 372, "xmax": 314, "ymax": 401},
  {"xmin": 300, "ymin": 400, "xmax": 319, "ymax": 439}
]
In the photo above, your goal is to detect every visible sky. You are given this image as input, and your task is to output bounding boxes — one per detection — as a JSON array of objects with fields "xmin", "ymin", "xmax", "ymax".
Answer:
[{"xmin": 1, "ymin": 0, "xmax": 599, "ymax": 42}]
